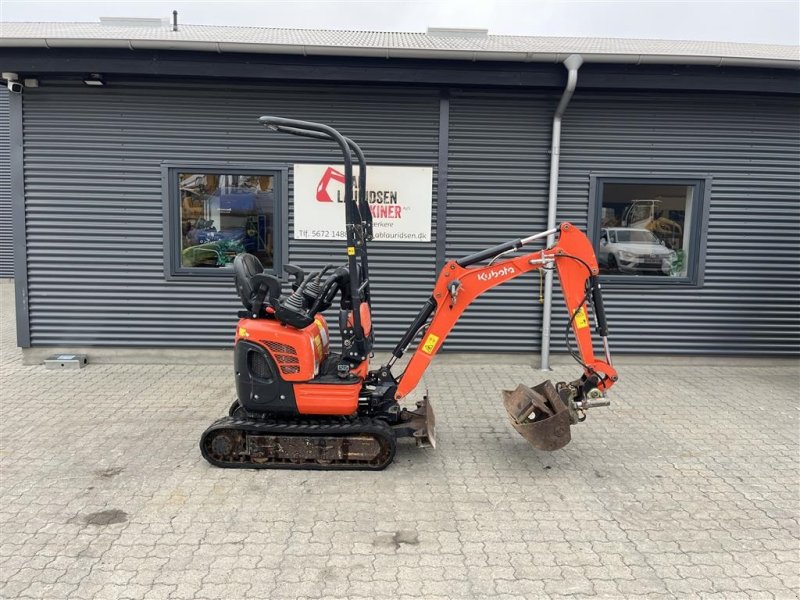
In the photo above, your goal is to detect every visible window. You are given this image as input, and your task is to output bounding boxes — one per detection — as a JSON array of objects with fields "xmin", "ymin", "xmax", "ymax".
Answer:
[
  {"xmin": 590, "ymin": 177, "xmax": 710, "ymax": 285},
  {"xmin": 163, "ymin": 165, "xmax": 286, "ymax": 278}
]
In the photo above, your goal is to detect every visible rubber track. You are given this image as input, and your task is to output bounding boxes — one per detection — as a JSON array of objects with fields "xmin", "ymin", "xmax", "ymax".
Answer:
[{"xmin": 200, "ymin": 415, "xmax": 396, "ymax": 471}]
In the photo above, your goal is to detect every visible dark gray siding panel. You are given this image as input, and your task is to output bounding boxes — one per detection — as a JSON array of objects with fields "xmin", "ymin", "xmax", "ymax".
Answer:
[
  {"xmin": 446, "ymin": 90, "xmax": 799, "ymax": 356},
  {"xmin": 445, "ymin": 91, "xmax": 554, "ymax": 351},
  {"xmin": 556, "ymin": 92, "xmax": 800, "ymax": 356},
  {"xmin": 20, "ymin": 80, "xmax": 800, "ymax": 356},
  {"xmin": 22, "ymin": 81, "xmax": 438, "ymax": 347},
  {"xmin": 0, "ymin": 88, "xmax": 11, "ymax": 278}
]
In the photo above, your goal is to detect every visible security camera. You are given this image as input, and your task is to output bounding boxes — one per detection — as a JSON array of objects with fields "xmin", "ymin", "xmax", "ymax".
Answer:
[{"xmin": 3, "ymin": 72, "xmax": 23, "ymax": 94}]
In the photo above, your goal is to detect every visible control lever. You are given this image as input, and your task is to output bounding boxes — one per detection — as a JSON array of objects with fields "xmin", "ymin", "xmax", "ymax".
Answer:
[
  {"xmin": 302, "ymin": 264, "xmax": 335, "ymax": 303},
  {"xmin": 308, "ymin": 267, "xmax": 349, "ymax": 316},
  {"xmin": 282, "ymin": 277, "xmax": 310, "ymax": 312},
  {"xmin": 314, "ymin": 264, "xmax": 335, "ymax": 287},
  {"xmin": 284, "ymin": 264, "xmax": 306, "ymax": 291}
]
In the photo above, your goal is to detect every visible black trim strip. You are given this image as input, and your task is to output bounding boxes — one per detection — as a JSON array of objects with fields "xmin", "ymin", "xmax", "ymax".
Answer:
[
  {"xmin": 3, "ymin": 49, "xmax": 798, "ymax": 94},
  {"xmin": 9, "ymin": 90, "xmax": 30, "ymax": 347},
  {"xmin": 436, "ymin": 91, "xmax": 449, "ymax": 273}
]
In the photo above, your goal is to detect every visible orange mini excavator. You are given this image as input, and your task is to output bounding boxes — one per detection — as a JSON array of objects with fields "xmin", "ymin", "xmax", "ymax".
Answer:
[{"xmin": 200, "ymin": 117, "xmax": 618, "ymax": 470}]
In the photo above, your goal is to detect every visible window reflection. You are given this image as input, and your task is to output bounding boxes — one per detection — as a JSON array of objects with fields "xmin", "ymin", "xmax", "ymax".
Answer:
[
  {"xmin": 179, "ymin": 173, "xmax": 274, "ymax": 269},
  {"xmin": 598, "ymin": 183, "xmax": 694, "ymax": 277}
]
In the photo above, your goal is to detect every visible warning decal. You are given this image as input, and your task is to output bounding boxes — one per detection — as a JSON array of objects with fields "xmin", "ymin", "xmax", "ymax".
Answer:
[
  {"xmin": 574, "ymin": 306, "xmax": 589, "ymax": 329},
  {"xmin": 421, "ymin": 333, "xmax": 439, "ymax": 355}
]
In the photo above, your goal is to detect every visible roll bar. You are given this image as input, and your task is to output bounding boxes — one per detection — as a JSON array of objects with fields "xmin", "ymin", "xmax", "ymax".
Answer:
[
  {"xmin": 259, "ymin": 117, "xmax": 372, "ymax": 239},
  {"xmin": 260, "ymin": 116, "xmax": 372, "ymax": 358},
  {"xmin": 267, "ymin": 125, "xmax": 373, "ymax": 238}
]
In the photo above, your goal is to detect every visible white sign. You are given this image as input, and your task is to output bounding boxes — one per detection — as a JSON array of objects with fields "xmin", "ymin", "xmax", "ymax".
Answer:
[{"xmin": 293, "ymin": 164, "xmax": 432, "ymax": 242}]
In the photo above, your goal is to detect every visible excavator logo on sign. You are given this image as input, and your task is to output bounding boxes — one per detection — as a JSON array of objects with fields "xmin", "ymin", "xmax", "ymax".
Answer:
[{"xmin": 316, "ymin": 167, "xmax": 347, "ymax": 202}]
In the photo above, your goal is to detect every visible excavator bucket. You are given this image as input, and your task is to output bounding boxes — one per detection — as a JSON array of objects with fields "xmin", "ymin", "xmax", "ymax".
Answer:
[{"xmin": 502, "ymin": 380, "xmax": 572, "ymax": 451}]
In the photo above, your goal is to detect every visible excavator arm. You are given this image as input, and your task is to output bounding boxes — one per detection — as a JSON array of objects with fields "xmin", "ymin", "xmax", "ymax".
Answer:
[
  {"xmin": 394, "ymin": 223, "xmax": 617, "ymax": 407},
  {"xmin": 388, "ymin": 223, "xmax": 617, "ymax": 450}
]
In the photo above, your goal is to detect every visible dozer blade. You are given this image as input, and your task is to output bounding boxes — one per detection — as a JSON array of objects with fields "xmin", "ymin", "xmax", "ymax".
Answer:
[
  {"xmin": 392, "ymin": 395, "xmax": 436, "ymax": 448},
  {"xmin": 502, "ymin": 380, "xmax": 572, "ymax": 451}
]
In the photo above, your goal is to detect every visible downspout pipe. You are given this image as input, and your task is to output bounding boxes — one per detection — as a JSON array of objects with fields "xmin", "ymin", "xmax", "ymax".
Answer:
[{"xmin": 540, "ymin": 53, "xmax": 583, "ymax": 371}]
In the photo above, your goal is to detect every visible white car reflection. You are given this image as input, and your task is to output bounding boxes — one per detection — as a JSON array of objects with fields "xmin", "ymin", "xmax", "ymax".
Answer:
[{"xmin": 598, "ymin": 228, "xmax": 676, "ymax": 275}]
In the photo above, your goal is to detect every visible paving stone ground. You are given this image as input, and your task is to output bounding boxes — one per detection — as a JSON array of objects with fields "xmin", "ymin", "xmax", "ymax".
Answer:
[{"xmin": 0, "ymin": 281, "xmax": 798, "ymax": 600}]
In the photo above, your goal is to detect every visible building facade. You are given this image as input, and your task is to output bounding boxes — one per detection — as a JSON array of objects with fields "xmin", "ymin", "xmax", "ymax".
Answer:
[{"xmin": 1, "ymin": 24, "xmax": 799, "ymax": 356}]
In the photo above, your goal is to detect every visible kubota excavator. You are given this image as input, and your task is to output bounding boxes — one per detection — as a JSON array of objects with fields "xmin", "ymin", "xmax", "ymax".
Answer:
[{"xmin": 200, "ymin": 117, "xmax": 618, "ymax": 470}]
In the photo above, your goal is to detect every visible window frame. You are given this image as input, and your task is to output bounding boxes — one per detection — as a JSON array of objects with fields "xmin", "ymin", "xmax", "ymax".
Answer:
[
  {"xmin": 587, "ymin": 174, "xmax": 712, "ymax": 288},
  {"xmin": 161, "ymin": 162, "xmax": 288, "ymax": 281}
]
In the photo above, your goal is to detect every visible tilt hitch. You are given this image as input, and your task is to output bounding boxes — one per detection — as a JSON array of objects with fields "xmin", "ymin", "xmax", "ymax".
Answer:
[{"xmin": 502, "ymin": 379, "xmax": 610, "ymax": 451}]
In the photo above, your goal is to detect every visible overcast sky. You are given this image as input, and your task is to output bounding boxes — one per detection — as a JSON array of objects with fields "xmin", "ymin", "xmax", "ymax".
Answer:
[{"xmin": 1, "ymin": 0, "xmax": 798, "ymax": 45}]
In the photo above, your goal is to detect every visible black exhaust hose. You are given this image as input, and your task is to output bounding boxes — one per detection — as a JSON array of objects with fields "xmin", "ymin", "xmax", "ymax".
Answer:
[
  {"xmin": 589, "ymin": 276, "xmax": 609, "ymax": 337},
  {"xmin": 456, "ymin": 239, "xmax": 523, "ymax": 268},
  {"xmin": 391, "ymin": 297, "xmax": 436, "ymax": 359}
]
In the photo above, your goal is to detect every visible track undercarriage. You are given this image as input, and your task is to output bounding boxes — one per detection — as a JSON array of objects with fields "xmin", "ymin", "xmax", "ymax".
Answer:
[{"xmin": 199, "ymin": 398, "xmax": 435, "ymax": 471}]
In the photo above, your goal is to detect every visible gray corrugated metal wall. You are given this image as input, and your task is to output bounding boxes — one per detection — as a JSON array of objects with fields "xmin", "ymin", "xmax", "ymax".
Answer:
[
  {"xmin": 445, "ymin": 91, "xmax": 554, "ymax": 351},
  {"xmin": 445, "ymin": 89, "xmax": 799, "ymax": 355},
  {"xmin": 22, "ymin": 80, "xmax": 438, "ymax": 347},
  {"xmin": 557, "ymin": 92, "xmax": 800, "ymax": 355},
  {"xmin": 0, "ymin": 88, "xmax": 11, "ymax": 279},
  {"xmin": 18, "ymin": 81, "xmax": 800, "ymax": 355}
]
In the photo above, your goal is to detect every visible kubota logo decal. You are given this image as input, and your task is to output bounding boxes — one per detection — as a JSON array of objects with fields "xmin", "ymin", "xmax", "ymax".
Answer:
[
  {"xmin": 316, "ymin": 166, "xmax": 346, "ymax": 202},
  {"xmin": 476, "ymin": 265, "xmax": 516, "ymax": 282}
]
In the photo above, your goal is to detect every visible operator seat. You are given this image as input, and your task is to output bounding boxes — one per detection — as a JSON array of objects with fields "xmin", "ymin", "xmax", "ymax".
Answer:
[{"xmin": 233, "ymin": 253, "xmax": 281, "ymax": 317}]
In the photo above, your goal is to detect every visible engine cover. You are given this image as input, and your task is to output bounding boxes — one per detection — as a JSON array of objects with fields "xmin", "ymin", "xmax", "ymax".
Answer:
[
  {"xmin": 234, "ymin": 340, "xmax": 297, "ymax": 414},
  {"xmin": 233, "ymin": 315, "xmax": 331, "ymax": 415}
]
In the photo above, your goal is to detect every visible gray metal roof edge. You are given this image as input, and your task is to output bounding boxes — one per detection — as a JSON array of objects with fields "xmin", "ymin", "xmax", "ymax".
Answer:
[{"xmin": 1, "ymin": 32, "xmax": 798, "ymax": 69}]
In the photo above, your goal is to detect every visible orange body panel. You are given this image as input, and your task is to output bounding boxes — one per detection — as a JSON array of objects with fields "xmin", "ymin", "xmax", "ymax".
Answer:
[
  {"xmin": 294, "ymin": 382, "xmax": 360, "ymax": 415},
  {"xmin": 235, "ymin": 313, "xmax": 366, "ymax": 416},
  {"xmin": 350, "ymin": 360, "xmax": 369, "ymax": 379},
  {"xmin": 346, "ymin": 302, "xmax": 373, "ymax": 336},
  {"xmin": 235, "ymin": 315, "xmax": 330, "ymax": 382}
]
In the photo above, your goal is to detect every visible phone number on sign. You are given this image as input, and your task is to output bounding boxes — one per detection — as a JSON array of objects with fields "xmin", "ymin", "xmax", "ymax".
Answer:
[{"xmin": 296, "ymin": 229, "xmax": 347, "ymax": 239}]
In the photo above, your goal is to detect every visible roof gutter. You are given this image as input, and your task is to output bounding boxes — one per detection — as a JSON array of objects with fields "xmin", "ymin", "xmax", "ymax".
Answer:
[
  {"xmin": 540, "ymin": 53, "xmax": 583, "ymax": 372},
  {"xmin": 1, "ymin": 38, "xmax": 798, "ymax": 69}
]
